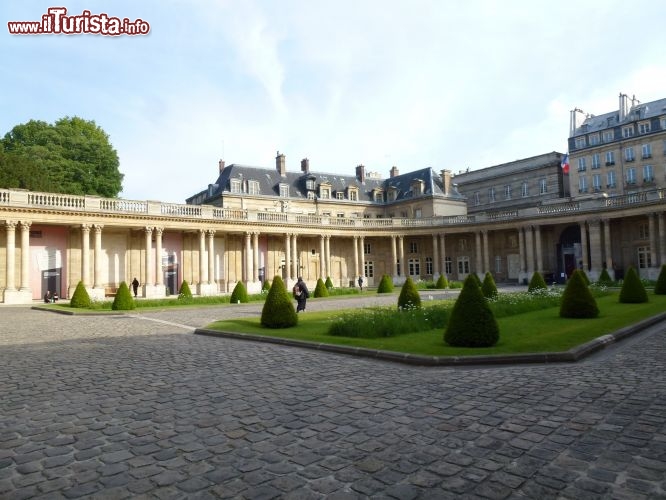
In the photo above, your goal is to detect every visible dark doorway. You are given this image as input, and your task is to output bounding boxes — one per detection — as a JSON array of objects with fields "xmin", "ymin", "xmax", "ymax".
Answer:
[
  {"xmin": 41, "ymin": 268, "xmax": 62, "ymax": 298},
  {"xmin": 165, "ymin": 264, "xmax": 179, "ymax": 296}
]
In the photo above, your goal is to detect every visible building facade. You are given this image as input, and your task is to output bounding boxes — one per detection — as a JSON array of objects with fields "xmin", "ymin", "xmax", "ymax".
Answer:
[{"xmin": 2, "ymin": 93, "xmax": 666, "ymax": 304}]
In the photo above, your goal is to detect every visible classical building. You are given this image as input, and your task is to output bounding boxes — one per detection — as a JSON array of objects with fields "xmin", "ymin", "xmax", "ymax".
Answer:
[{"xmin": 2, "ymin": 93, "xmax": 666, "ymax": 304}]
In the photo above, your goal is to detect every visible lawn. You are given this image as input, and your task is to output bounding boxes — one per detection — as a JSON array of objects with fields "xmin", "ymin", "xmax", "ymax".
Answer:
[{"xmin": 204, "ymin": 293, "xmax": 666, "ymax": 356}]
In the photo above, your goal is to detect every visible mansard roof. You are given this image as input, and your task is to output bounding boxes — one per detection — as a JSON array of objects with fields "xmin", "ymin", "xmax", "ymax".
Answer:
[{"xmin": 572, "ymin": 97, "xmax": 666, "ymax": 137}]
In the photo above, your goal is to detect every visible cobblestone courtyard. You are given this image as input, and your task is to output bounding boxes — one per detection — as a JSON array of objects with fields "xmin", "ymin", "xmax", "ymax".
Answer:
[{"xmin": 0, "ymin": 303, "xmax": 665, "ymax": 499}]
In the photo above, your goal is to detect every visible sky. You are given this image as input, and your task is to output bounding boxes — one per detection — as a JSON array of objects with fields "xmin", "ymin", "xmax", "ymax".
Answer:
[{"xmin": 2, "ymin": 0, "xmax": 666, "ymax": 203}]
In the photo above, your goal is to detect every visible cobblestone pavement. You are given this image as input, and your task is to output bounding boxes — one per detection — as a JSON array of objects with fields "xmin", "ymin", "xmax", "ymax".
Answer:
[{"xmin": 0, "ymin": 301, "xmax": 665, "ymax": 499}]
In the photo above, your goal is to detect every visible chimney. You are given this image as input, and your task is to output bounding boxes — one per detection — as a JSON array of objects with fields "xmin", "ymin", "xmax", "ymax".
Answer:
[
  {"xmin": 440, "ymin": 169, "xmax": 452, "ymax": 195},
  {"xmin": 218, "ymin": 159, "xmax": 226, "ymax": 172},
  {"xmin": 390, "ymin": 166, "xmax": 399, "ymax": 178},
  {"xmin": 276, "ymin": 151, "xmax": 286, "ymax": 177},
  {"xmin": 569, "ymin": 108, "xmax": 586, "ymax": 137},
  {"xmin": 301, "ymin": 158, "xmax": 310, "ymax": 173},
  {"xmin": 356, "ymin": 164, "xmax": 366, "ymax": 183},
  {"xmin": 619, "ymin": 93, "xmax": 629, "ymax": 121}
]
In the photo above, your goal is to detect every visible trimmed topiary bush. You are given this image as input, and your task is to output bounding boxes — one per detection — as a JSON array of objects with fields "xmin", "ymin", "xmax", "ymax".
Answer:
[
  {"xmin": 314, "ymin": 278, "xmax": 329, "ymax": 298},
  {"xmin": 435, "ymin": 274, "xmax": 448, "ymax": 289},
  {"xmin": 261, "ymin": 276, "xmax": 297, "ymax": 328},
  {"xmin": 580, "ymin": 270, "xmax": 590, "ymax": 286},
  {"xmin": 397, "ymin": 276, "xmax": 421, "ymax": 309},
  {"xmin": 559, "ymin": 269, "xmax": 599, "ymax": 318},
  {"xmin": 597, "ymin": 268, "xmax": 613, "ymax": 286},
  {"xmin": 262, "ymin": 279, "xmax": 271, "ymax": 292},
  {"xmin": 70, "ymin": 280, "xmax": 91, "ymax": 308},
  {"xmin": 527, "ymin": 272, "xmax": 548, "ymax": 293},
  {"xmin": 444, "ymin": 274, "xmax": 499, "ymax": 347},
  {"xmin": 481, "ymin": 272, "xmax": 498, "ymax": 299},
  {"xmin": 654, "ymin": 265, "xmax": 666, "ymax": 295},
  {"xmin": 619, "ymin": 266, "xmax": 648, "ymax": 303},
  {"xmin": 377, "ymin": 274, "xmax": 394, "ymax": 294},
  {"xmin": 230, "ymin": 281, "xmax": 249, "ymax": 303},
  {"xmin": 179, "ymin": 280, "xmax": 193, "ymax": 299},
  {"xmin": 470, "ymin": 273, "xmax": 482, "ymax": 288},
  {"xmin": 325, "ymin": 276, "xmax": 334, "ymax": 290},
  {"xmin": 112, "ymin": 281, "xmax": 136, "ymax": 310}
]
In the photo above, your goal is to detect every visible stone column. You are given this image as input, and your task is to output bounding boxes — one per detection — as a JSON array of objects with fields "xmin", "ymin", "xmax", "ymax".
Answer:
[
  {"xmin": 524, "ymin": 226, "xmax": 535, "ymax": 276},
  {"xmin": 93, "ymin": 224, "xmax": 103, "ymax": 289},
  {"xmin": 588, "ymin": 219, "xmax": 602, "ymax": 278},
  {"xmin": 325, "ymin": 236, "xmax": 331, "ymax": 279},
  {"xmin": 398, "ymin": 236, "xmax": 404, "ymax": 277},
  {"xmin": 353, "ymin": 237, "xmax": 359, "ymax": 279},
  {"xmin": 440, "ymin": 234, "xmax": 446, "ymax": 276},
  {"xmin": 155, "ymin": 227, "xmax": 164, "ymax": 287},
  {"xmin": 518, "ymin": 227, "xmax": 526, "ymax": 276},
  {"xmin": 534, "ymin": 225, "xmax": 543, "ymax": 273},
  {"xmin": 285, "ymin": 233, "xmax": 291, "ymax": 283},
  {"xmin": 243, "ymin": 232, "xmax": 251, "ymax": 283},
  {"xmin": 5, "ymin": 221, "xmax": 17, "ymax": 291},
  {"xmin": 649, "ymin": 213, "xmax": 657, "ymax": 269},
  {"xmin": 19, "ymin": 221, "xmax": 31, "ymax": 291},
  {"xmin": 82, "ymin": 224, "xmax": 91, "ymax": 287},
  {"xmin": 580, "ymin": 222, "xmax": 589, "ymax": 272},
  {"xmin": 391, "ymin": 235, "xmax": 398, "ymax": 277},
  {"xmin": 432, "ymin": 234, "xmax": 439, "ymax": 276},
  {"xmin": 603, "ymin": 219, "xmax": 613, "ymax": 275},
  {"xmin": 658, "ymin": 213, "xmax": 666, "ymax": 267},
  {"xmin": 145, "ymin": 227, "xmax": 154, "ymax": 288},
  {"xmin": 208, "ymin": 230, "xmax": 216, "ymax": 285},
  {"xmin": 291, "ymin": 234, "xmax": 298, "ymax": 279},
  {"xmin": 475, "ymin": 231, "xmax": 482, "ymax": 275},
  {"xmin": 359, "ymin": 236, "xmax": 365, "ymax": 278},
  {"xmin": 319, "ymin": 235, "xmax": 326, "ymax": 279},
  {"xmin": 482, "ymin": 230, "xmax": 489, "ymax": 274}
]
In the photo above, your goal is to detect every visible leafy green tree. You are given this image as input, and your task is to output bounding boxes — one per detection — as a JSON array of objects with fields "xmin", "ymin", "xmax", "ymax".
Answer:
[
  {"xmin": 654, "ymin": 265, "xmax": 666, "ymax": 295},
  {"xmin": 314, "ymin": 278, "xmax": 329, "ymax": 298},
  {"xmin": 527, "ymin": 272, "xmax": 547, "ymax": 293},
  {"xmin": 261, "ymin": 276, "xmax": 297, "ymax": 328},
  {"xmin": 397, "ymin": 276, "xmax": 421, "ymax": 309},
  {"xmin": 560, "ymin": 270, "xmax": 599, "ymax": 318},
  {"xmin": 70, "ymin": 281, "xmax": 91, "ymax": 308},
  {"xmin": 1, "ymin": 117, "xmax": 123, "ymax": 197},
  {"xmin": 178, "ymin": 280, "xmax": 193, "ymax": 299},
  {"xmin": 435, "ymin": 274, "xmax": 448, "ymax": 289},
  {"xmin": 481, "ymin": 272, "xmax": 498, "ymax": 299},
  {"xmin": 445, "ymin": 274, "xmax": 499, "ymax": 347},
  {"xmin": 325, "ymin": 276, "xmax": 334, "ymax": 290},
  {"xmin": 619, "ymin": 266, "xmax": 648, "ymax": 303},
  {"xmin": 112, "ymin": 281, "xmax": 136, "ymax": 310},
  {"xmin": 0, "ymin": 145, "xmax": 50, "ymax": 191},
  {"xmin": 377, "ymin": 274, "xmax": 394, "ymax": 293},
  {"xmin": 230, "ymin": 281, "xmax": 249, "ymax": 303}
]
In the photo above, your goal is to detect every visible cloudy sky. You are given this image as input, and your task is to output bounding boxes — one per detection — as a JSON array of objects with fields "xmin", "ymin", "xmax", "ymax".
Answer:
[{"xmin": 2, "ymin": 0, "xmax": 665, "ymax": 202}]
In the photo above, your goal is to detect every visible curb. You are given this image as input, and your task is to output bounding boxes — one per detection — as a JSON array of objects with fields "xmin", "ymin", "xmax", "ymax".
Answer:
[{"xmin": 194, "ymin": 312, "xmax": 666, "ymax": 367}]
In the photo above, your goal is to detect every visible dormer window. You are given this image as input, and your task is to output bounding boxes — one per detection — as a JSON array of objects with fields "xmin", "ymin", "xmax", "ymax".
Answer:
[
  {"xmin": 411, "ymin": 179, "xmax": 424, "ymax": 196},
  {"xmin": 387, "ymin": 187, "xmax": 398, "ymax": 202},
  {"xmin": 336, "ymin": 192, "xmax": 344, "ymax": 200},
  {"xmin": 372, "ymin": 189, "xmax": 384, "ymax": 203},
  {"xmin": 230, "ymin": 179, "xmax": 242, "ymax": 193},
  {"xmin": 279, "ymin": 183, "xmax": 289, "ymax": 198},
  {"xmin": 306, "ymin": 179, "xmax": 315, "ymax": 190},
  {"xmin": 248, "ymin": 180, "xmax": 260, "ymax": 195},
  {"xmin": 319, "ymin": 184, "xmax": 331, "ymax": 199},
  {"xmin": 347, "ymin": 187, "xmax": 359, "ymax": 201}
]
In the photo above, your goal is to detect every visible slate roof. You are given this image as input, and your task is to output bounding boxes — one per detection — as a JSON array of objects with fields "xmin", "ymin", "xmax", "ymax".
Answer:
[
  {"xmin": 186, "ymin": 163, "xmax": 464, "ymax": 205},
  {"xmin": 572, "ymin": 97, "xmax": 666, "ymax": 137}
]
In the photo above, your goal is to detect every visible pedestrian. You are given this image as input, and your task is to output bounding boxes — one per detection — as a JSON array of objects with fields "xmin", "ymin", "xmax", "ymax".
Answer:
[
  {"xmin": 44, "ymin": 290, "xmax": 51, "ymax": 303},
  {"xmin": 358, "ymin": 275, "xmax": 364, "ymax": 291},
  {"xmin": 293, "ymin": 276, "xmax": 309, "ymax": 312},
  {"xmin": 132, "ymin": 277, "xmax": 140, "ymax": 297}
]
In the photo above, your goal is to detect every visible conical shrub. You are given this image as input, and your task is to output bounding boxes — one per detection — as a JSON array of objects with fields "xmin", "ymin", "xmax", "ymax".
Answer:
[
  {"xmin": 377, "ymin": 274, "xmax": 394, "ymax": 293},
  {"xmin": 435, "ymin": 274, "xmax": 448, "ymax": 289},
  {"xmin": 654, "ymin": 265, "xmax": 666, "ymax": 295},
  {"xmin": 560, "ymin": 269, "xmax": 599, "ymax": 318},
  {"xmin": 179, "ymin": 280, "xmax": 193, "ymax": 299},
  {"xmin": 325, "ymin": 276, "xmax": 334, "ymax": 290},
  {"xmin": 112, "ymin": 281, "xmax": 136, "ymax": 310},
  {"xmin": 597, "ymin": 268, "xmax": 613, "ymax": 286},
  {"xmin": 445, "ymin": 274, "xmax": 499, "ymax": 347},
  {"xmin": 481, "ymin": 272, "xmax": 498, "ymax": 299},
  {"xmin": 527, "ymin": 272, "xmax": 547, "ymax": 293},
  {"xmin": 619, "ymin": 266, "xmax": 648, "ymax": 303},
  {"xmin": 261, "ymin": 276, "xmax": 297, "ymax": 328},
  {"xmin": 470, "ymin": 273, "xmax": 482, "ymax": 288},
  {"xmin": 230, "ymin": 281, "xmax": 249, "ymax": 303},
  {"xmin": 314, "ymin": 278, "xmax": 329, "ymax": 297},
  {"xmin": 262, "ymin": 279, "xmax": 271, "ymax": 292},
  {"xmin": 70, "ymin": 280, "xmax": 91, "ymax": 308},
  {"xmin": 397, "ymin": 276, "xmax": 421, "ymax": 309}
]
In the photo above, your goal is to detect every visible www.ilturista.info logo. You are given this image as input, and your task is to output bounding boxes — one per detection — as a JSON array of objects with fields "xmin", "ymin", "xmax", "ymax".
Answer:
[{"xmin": 7, "ymin": 7, "xmax": 150, "ymax": 36}]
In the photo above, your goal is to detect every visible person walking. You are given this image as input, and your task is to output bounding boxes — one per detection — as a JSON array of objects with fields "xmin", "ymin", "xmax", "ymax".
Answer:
[
  {"xmin": 293, "ymin": 276, "xmax": 309, "ymax": 312},
  {"xmin": 132, "ymin": 277, "xmax": 140, "ymax": 297}
]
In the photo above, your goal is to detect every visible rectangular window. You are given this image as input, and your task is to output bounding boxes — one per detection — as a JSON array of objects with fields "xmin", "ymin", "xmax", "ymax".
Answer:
[
  {"xmin": 626, "ymin": 167, "xmax": 637, "ymax": 185},
  {"xmin": 336, "ymin": 192, "xmax": 344, "ymax": 200},
  {"xmin": 539, "ymin": 178, "xmax": 547, "ymax": 194},
  {"xmin": 445, "ymin": 257, "xmax": 452, "ymax": 275},
  {"xmin": 579, "ymin": 176, "xmax": 588, "ymax": 193},
  {"xmin": 248, "ymin": 180, "xmax": 260, "ymax": 195},
  {"xmin": 349, "ymin": 190, "xmax": 358, "ymax": 201},
  {"xmin": 320, "ymin": 187, "xmax": 330, "ymax": 199},
  {"xmin": 607, "ymin": 170, "xmax": 616, "ymax": 188},
  {"xmin": 279, "ymin": 184, "xmax": 289, "ymax": 197},
  {"xmin": 230, "ymin": 179, "xmax": 242, "ymax": 193},
  {"xmin": 603, "ymin": 130, "xmax": 614, "ymax": 142},
  {"xmin": 495, "ymin": 255, "xmax": 502, "ymax": 273},
  {"xmin": 306, "ymin": 179, "xmax": 315, "ymax": 190},
  {"xmin": 591, "ymin": 154, "xmax": 601, "ymax": 169},
  {"xmin": 605, "ymin": 151, "xmax": 615, "ymax": 165},
  {"xmin": 414, "ymin": 208, "xmax": 422, "ymax": 218},
  {"xmin": 364, "ymin": 261, "xmax": 374, "ymax": 278},
  {"xmin": 488, "ymin": 187, "xmax": 496, "ymax": 202},
  {"xmin": 589, "ymin": 134, "xmax": 600, "ymax": 145},
  {"xmin": 622, "ymin": 126, "xmax": 635, "ymax": 138},
  {"xmin": 637, "ymin": 246, "xmax": 651, "ymax": 269},
  {"xmin": 639, "ymin": 223, "xmax": 649, "ymax": 240},
  {"xmin": 639, "ymin": 122, "xmax": 651, "ymax": 134},
  {"xmin": 408, "ymin": 258, "xmax": 420, "ymax": 277},
  {"xmin": 521, "ymin": 181, "xmax": 529, "ymax": 197},
  {"xmin": 643, "ymin": 165, "xmax": 654, "ymax": 183},
  {"xmin": 364, "ymin": 243, "xmax": 371, "ymax": 255},
  {"xmin": 409, "ymin": 242, "xmax": 418, "ymax": 253},
  {"xmin": 577, "ymin": 158, "xmax": 586, "ymax": 171},
  {"xmin": 574, "ymin": 136, "xmax": 586, "ymax": 149},
  {"xmin": 457, "ymin": 257, "xmax": 470, "ymax": 275},
  {"xmin": 642, "ymin": 144, "xmax": 652, "ymax": 159},
  {"xmin": 593, "ymin": 174, "xmax": 601, "ymax": 191},
  {"xmin": 337, "ymin": 212, "xmax": 344, "ymax": 218},
  {"xmin": 425, "ymin": 257, "xmax": 433, "ymax": 275},
  {"xmin": 504, "ymin": 184, "xmax": 512, "ymax": 199},
  {"xmin": 625, "ymin": 147, "xmax": 635, "ymax": 162}
]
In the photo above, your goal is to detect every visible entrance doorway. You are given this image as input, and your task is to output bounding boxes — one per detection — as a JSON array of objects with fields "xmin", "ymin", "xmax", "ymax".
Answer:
[
  {"xmin": 41, "ymin": 268, "xmax": 62, "ymax": 298},
  {"xmin": 457, "ymin": 256, "xmax": 470, "ymax": 280},
  {"xmin": 164, "ymin": 264, "xmax": 179, "ymax": 296}
]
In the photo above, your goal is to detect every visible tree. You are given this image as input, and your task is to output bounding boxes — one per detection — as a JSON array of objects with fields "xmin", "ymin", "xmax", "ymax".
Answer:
[
  {"xmin": 0, "ymin": 144, "xmax": 50, "ymax": 191},
  {"xmin": 261, "ymin": 276, "xmax": 297, "ymax": 328},
  {"xmin": 178, "ymin": 281, "xmax": 193, "ymax": 299},
  {"xmin": 527, "ymin": 272, "xmax": 547, "ymax": 293},
  {"xmin": 377, "ymin": 274, "xmax": 394, "ymax": 293},
  {"xmin": 481, "ymin": 272, "xmax": 498, "ymax": 299},
  {"xmin": 230, "ymin": 281, "xmax": 249, "ymax": 303},
  {"xmin": 597, "ymin": 268, "xmax": 613, "ymax": 286},
  {"xmin": 445, "ymin": 274, "xmax": 499, "ymax": 347},
  {"xmin": 314, "ymin": 278, "xmax": 329, "ymax": 298},
  {"xmin": 112, "ymin": 281, "xmax": 136, "ymax": 311},
  {"xmin": 559, "ymin": 270, "xmax": 599, "ymax": 318},
  {"xmin": 70, "ymin": 281, "xmax": 91, "ymax": 308},
  {"xmin": 397, "ymin": 276, "xmax": 421, "ymax": 309},
  {"xmin": 619, "ymin": 266, "xmax": 648, "ymax": 303},
  {"xmin": 435, "ymin": 274, "xmax": 448, "ymax": 289},
  {"xmin": 655, "ymin": 265, "xmax": 666, "ymax": 295},
  {"xmin": 325, "ymin": 276, "xmax": 334, "ymax": 290},
  {"xmin": 1, "ymin": 117, "xmax": 123, "ymax": 197}
]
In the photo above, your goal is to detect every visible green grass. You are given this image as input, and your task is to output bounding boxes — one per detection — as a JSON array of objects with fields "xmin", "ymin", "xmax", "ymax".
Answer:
[{"xmin": 204, "ymin": 294, "xmax": 666, "ymax": 356}]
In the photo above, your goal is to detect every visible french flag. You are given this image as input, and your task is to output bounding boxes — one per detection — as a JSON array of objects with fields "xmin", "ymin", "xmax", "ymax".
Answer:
[{"xmin": 561, "ymin": 153, "xmax": 570, "ymax": 174}]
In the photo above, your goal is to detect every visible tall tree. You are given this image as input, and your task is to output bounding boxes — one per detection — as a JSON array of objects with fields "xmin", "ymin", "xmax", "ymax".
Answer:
[{"xmin": 1, "ymin": 117, "xmax": 123, "ymax": 197}]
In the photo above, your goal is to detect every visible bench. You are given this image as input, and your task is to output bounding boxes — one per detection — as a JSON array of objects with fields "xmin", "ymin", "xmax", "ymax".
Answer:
[{"xmin": 104, "ymin": 287, "xmax": 118, "ymax": 297}]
